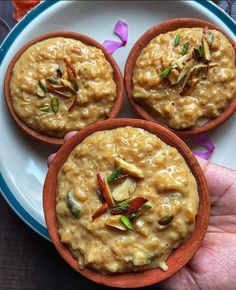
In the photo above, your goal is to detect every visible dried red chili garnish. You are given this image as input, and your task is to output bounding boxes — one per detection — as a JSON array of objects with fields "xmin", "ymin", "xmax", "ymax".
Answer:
[{"xmin": 92, "ymin": 203, "xmax": 108, "ymax": 221}]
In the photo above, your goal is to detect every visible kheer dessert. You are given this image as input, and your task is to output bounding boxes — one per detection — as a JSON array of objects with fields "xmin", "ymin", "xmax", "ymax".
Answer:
[
  {"xmin": 9, "ymin": 37, "xmax": 117, "ymax": 137},
  {"xmin": 56, "ymin": 126, "xmax": 199, "ymax": 274},
  {"xmin": 132, "ymin": 27, "xmax": 236, "ymax": 130}
]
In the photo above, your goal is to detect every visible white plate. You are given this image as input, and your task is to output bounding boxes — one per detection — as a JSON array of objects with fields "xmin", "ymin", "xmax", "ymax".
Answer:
[{"xmin": 0, "ymin": 0, "xmax": 235, "ymax": 240}]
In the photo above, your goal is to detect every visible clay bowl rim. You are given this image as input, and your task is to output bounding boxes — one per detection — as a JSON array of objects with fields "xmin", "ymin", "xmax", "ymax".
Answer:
[
  {"xmin": 124, "ymin": 18, "xmax": 236, "ymax": 137},
  {"xmin": 4, "ymin": 31, "xmax": 125, "ymax": 146},
  {"xmin": 43, "ymin": 118, "xmax": 210, "ymax": 288}
]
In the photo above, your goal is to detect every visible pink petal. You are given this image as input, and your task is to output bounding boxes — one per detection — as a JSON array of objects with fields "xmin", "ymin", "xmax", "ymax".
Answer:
[
  {"xmin": 114, "ymin": 19, "xmax": 128, "ymax": 44},
  {"xmin": 103, "ymin": 40, "xmax": 123, "ymax": 55}
]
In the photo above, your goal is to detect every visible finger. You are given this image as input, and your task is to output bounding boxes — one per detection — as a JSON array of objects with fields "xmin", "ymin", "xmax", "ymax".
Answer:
[
  {"xmin": 196, "ymin": 158, "xmax": 236, "ymax": 202},
  {"xmin": 47, "ymin": 153, "xmax": 57, "ymax": 167},
  {"xmin": 64, "ymin": 131, "xmax": 77, "ymax": 142}
]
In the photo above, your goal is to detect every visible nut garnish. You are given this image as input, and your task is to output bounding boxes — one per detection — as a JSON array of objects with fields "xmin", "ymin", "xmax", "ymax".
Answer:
[{"xmin": 114, "ymin": 157, "xmax": 144, "ymax": 178}]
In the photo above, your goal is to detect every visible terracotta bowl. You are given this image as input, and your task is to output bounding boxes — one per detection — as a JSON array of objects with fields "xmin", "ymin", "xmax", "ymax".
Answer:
[
  {"xmin": 4, "ymin": 31, "xmax": 125, "ymax": 146},
  {"xmin": 43, "ymin": 118, "xmax": 210, "ymax": 288},
  {"xmin": 125, "ymin": 18, "xmax": 236, "ymax": 136}
]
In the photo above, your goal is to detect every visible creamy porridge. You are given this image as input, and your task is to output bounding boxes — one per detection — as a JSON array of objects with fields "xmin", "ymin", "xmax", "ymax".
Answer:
[
  {"xmin": 56, "ymin": 127, "xmax": 199, "ymax": 274},
  {"xmin": 132, "ymin": 28, "xmax": 236, "ymax": 129},
  {"xmin": 10, "ymin": 37, "xmax": 116, "ymax": 137}
]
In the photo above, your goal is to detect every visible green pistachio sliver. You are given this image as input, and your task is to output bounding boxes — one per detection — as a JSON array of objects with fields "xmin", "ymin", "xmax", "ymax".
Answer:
[
  {"xmin": 60, "ymin": 79, "xmax": 77, "ymax": 93},
  {"xmin": 37, "ymin": 84, "xmax": 46, "ymax": 98},
  {"xmin": 57, "ymin": 63, "xmax": 65, "ymax": 78},
  {"xmin": 110, "ymin": 204, "xmax": 129, "ymax": 214},
  {"xmin": 40, "ymin": 106, "xmax": 51, "ymax": 113},
  {"xmin": 71, "ymin": 79, "xmax": 79, "ymax": 92},
  {"xmin": 107, "ymin": 167, "xmax": 122, "ymax": 183},
  {"xmin": 174, "ymin": 35, "xmax": 181, "ymax": 46},
  {"xmin": 83, "ymin": 82, "xmax": 89, "ymax": 88},
  {"xmin": 160, "ymin": 65, "xmax": 173, "ymax": 78},
  {"xmin": 51, "ymin": 97, "xmax": 59, "ymax": 114},
  {"xmin": 118, "ymin": 199, "xmax": 130, "ymax": 207},
  {"xmin": 194, "ymin": 46, "xmax": 204, "ymax": 61},
  {"xmin": 47, "ymin": 77, "xmax": 61, "ymax": 85},
  {"xmin": 181, "ymin": 42, "xmax": 190, "ymax": 55},
  {"xmin": 158, "ymin": 214, "xmax": 174, "ymax": 225},
  {"xmin": 38, "ymin": 79, "xmax": 48, "ymax": 92},
  {"xmin": 202, "ymin": 37, "xmax": 211, "ymax": 62},
  {"xmin": 143, "ymin": 204, "xmax": 152, "ymax": 209},
  {"xmin": 120, "ymin": 216, "xmax": 134, "ymax": 231},
  {"xmin": 67, "ymin": 191, "xmax": 80, "ymax": 218}
]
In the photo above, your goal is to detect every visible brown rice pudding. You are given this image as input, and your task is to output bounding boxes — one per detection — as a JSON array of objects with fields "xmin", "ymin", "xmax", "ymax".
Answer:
[
  {"xmin": 132, "ymin": 28, "xmax": 236, "ymax": 129},
  {"xmin": 10, "ymin": 37, "xmax": 116, "ymax": 137},
  {"xmin": 56, "ymin": 126, "xmax": 199, "ymax": 274}
]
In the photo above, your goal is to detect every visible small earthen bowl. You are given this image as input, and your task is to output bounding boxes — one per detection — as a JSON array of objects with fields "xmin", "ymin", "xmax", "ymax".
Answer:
[
  {"xmin": 43, "ymin": 118, "xmax": 210, "ymax": 288},
  {"xmin": 125, "ymin": 18, "xmax": 236, "ymax": 136},
  {"xmin": 4, "ymin": 31, "xmax": 125, "ymax": 146}
]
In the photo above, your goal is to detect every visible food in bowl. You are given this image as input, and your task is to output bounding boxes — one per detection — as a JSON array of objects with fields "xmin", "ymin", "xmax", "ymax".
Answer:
[
  {"xmin": 8, "ymin": 34, "xmax": 123, "ymax": 140},
  {"xmin": 127, "ymin": 20, "xmax": 236, "ymax": 131},
  {"xmin": 56, "ymin": 126, "xmax": 199, "ymax": 274}
]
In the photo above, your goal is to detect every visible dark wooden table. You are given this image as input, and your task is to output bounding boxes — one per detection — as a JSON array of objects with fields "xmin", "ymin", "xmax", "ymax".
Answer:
[{"xmin": 0, "ymin": 1, "xmax": 235, "ymax": 290}]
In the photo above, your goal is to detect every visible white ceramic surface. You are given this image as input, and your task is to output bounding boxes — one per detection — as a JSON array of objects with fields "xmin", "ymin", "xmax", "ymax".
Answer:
[{"xmin": 0, "ymin": 0, "xmax": 235, "ymax": 239}]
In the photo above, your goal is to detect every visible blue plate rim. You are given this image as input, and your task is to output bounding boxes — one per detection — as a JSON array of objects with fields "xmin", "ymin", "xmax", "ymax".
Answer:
[{"xmin": 0, "ymin": 0, "xmax": 235, "ymax": 241}]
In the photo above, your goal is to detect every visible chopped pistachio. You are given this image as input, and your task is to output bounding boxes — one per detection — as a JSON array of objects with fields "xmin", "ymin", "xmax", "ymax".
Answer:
[
  {"xmin": 37, "ymin": 84, "xmax": 46, "ymax": 98},
  {"xmin": 40, "ymin": 106, "xmax": 51, "ymax": 113},
  {"xmin": 38, "ymin": 79, "xmax": 47, "ymax": 92},
  {"xmin": 60, "ymin": 79, "xmax": 77, "ymax": 93},
  {"xmin": 83, "ymin": 82, "xmax": 89, "ymax": 88},
  {"xmin": 67, "ymin": 191, "xmax": 81, "ymax": 218},
  {"xmin": 110, "ymin": 204, "xmax": 129, "ymax": 214},
  {"xmin": 160, "ymin": 65, "xmax": 173, "ymax": 78},
  {"xmin": 71, "ymin": 79, "xmax": 79, "ymax": 92},
  {"xmin": 143, "ymin": 204, "xmax": 152, "ymax": 209},
  {"xmin": 107, "ymin": 167, "xmax": 122, "ymax": 183},
  {"xmin": 46, "ymin": 77, "xmax": 60, "ymax": 85},
  {"xmin": 51, "ymin": 97, "xmax": 59, "ymax": 114},
  {"xmin": 194, "ymin": 46, "xmax": 204, "ymax": 61},
  {"xmin": 174, "ymin": 35, "xmax": 181, "ymax": 46},
  {"xmin": 181, "ymin": 42, "xmax": 190, "ymax": 55},
  {"xmin": 120, "ymin": 215, "xmax": 134, "ymax": 231},
  {"xmin": 158, "ymin": 214, "xmax": 174, "ymax": 225},
  {"xmin": 57, "ymin": 63, "xmax": 65, "ymax": 78},
  {"xmin": 202, "ymin": 37, "xmax": 211, "ymax": 62}
]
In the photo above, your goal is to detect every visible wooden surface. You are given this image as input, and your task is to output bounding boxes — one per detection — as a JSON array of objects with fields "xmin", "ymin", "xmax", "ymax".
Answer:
[{"xmin": 0, "ymin": 1, "xmax": 235, "ymax": 290}]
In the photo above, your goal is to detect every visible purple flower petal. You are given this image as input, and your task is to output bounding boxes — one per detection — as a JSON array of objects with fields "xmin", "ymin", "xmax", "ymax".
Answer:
[
  {"xmin": 194, "ymin": 133, "xmax": 215, "ymax": 151},
  {"xmin": 193, "ymin": 150, "xmax": 213, "ymax": 160},
  {"xmin": 103, "ymin": 40, "xmax": 123, "ymax": 55},
  {"xmin": 192, "ymin": 133, "xmax": 216, "ymax": 160},
  {"xmin": 114, "ymin": 19, "xmax": 128, "ymax": 44},
  {"xmin": 103, "ymin": 19, "xmax": 128, "ymax": 55}
]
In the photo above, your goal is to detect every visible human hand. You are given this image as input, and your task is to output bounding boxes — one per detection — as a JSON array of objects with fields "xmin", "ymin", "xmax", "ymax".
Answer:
[
  {"xmin": 159, "ymin": 158, "xmax": 236, "ymax": 290},
  {"xmin": 48, "ymin": 135, "xmax": 236, "ymax": 290}
]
